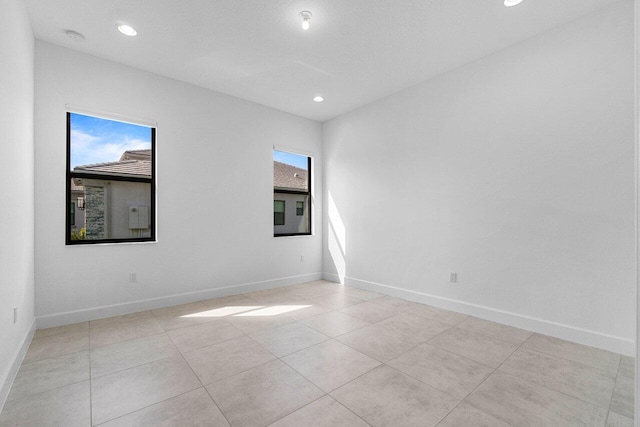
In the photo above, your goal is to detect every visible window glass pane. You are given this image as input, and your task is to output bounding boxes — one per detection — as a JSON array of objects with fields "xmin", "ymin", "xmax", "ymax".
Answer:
[
  {"xmin": 273, "ymin": 150, "xmax": 311, "ymax": 236},
  {"xmin": 69, "ymin": 176, "xmax": 152, "ymax": 240},
  {"xmin": 70, "ymin": 113, "xmax": 152, "ymax": 176},
  {"xmin": 273, "ymin": 150, "xmax": 308, "ymax": 192},
  {"xmin": 68, "ymin": 113, "xmax": 155, "ymax": 244}
]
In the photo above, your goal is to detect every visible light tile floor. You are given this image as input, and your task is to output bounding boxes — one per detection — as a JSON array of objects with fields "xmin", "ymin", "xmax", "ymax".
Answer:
[{"xmin": 0, "ymin": 280, "xmax": 634, "ymax": 426}]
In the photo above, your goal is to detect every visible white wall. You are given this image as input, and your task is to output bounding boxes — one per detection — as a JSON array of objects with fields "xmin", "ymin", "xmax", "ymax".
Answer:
[
  {"xmin": 323, "ymin": 0, "xmax": 635, "ymax": 354},
  {"xmin": 0, "ymin": 0, "xmax": 35, "ymax": 408},
  {"xmin": 34, "ymin": 42, "xmax": 322, "ymax": 326}
]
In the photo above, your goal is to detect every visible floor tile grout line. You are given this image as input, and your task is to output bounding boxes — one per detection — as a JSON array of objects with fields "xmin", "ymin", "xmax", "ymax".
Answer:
[
  {"xmin": 91, "ymin": 330, "xmax": 210, "ymax": 425},
  {"xmin": 203, "ymin": 357, "xmax": 278, "ymax": 388},
  {"xmin": 380, "ymin": 356, "xmax": 476, "ymax": 404},
  {"xmin": 455, "ymin": 324, "xmax": 532, "ymax": 347},
  {"xmin": 480, "ymin": 369, "xmax": 609, "ymax": 425},
  {"xmin": 6, "ymin": 349, "xmax": 92, "ymax": 403},
  {"xmin": 519, "ymin": 333, "xmax": 622, "ymax": 372},
  {"xmin": 3, "ymin": 377, "xmax": 90, "ymax": 406},
  {"xmin": 263, "ymin": 394, "xmax": 329, "ymax": 426},
  {"xmin": 433, "ymin": 334, "xmax": 538, "ymax": 427},
  {"xmin": 18, "ymin": 346, "xmax": 90, "ymax": 368},
  {"xmin": 248, "ymin": 311, "xmax": 343, "ymax": 358},
  {"xmin": 277, "ymin": 339, "xmax": 380, "ymax": 395},
  {"xmin": 89, "ymin": 327, "xmax": 218, "ymax": 423},
  {"xmin": 95, "ymin": 385, "xmax": 213, "ymax": 426},
  {"xmin": 265, "ymin": 393, "xmax": 373, "ymax": 427},
  {"xmin": 326, "ymin": 364, "xmax": 401, "ymax": 414},
  {"xmin": 495, "ymin": 343, "xmax": 619, "ymax": 411},
  {"xmin": 520, "ymin": 345, "xmax": 622, "ymax": 377},
  {"xmin": 154, "ymin": 317, "xmax": 220, "ymax": 333},
  {"xmin": 250, "ymin": 306, "xmax": 386, "ymax": 425},
  {"xmin": 174, "ymin": 342, "xmax": 234, "ymax": 427},
  {"xmin": 604, "ymin": 410, "xmax": 613, "ymax": 425},
  {"xmin": 203, "ymin": 386, "xmax": 233, "ymax": 426},
  {"xmin": 429, "ymin": 324, "xmax": 527, "ymax": 350},
  {"xmin": 89, "ymin": 331, "xmax": 167, "ymax": 352},
  {"xmin": 166, "ymin": 321, "xmax": 247, "ymax": 355},
  {"xmin": 388, "ymin": 340, "xmax": 496, "ymax": 374},
  {"xmin": 460, "ymin": 330, "xmax": 529, "ymax": 399},
  {"xmin": 607, "ymin": 357, "xmax": 624, "ymax": 414},
  {"xmin": 32, "ymin": 323, "xmax": 90, "ymax": 341},
  {"xmin": 90, "ymin": 344, "xmax": 181, "ymax": 380}
]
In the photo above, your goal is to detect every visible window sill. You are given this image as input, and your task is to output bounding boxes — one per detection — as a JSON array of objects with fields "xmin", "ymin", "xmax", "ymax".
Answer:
[{"xmin": 66, "ymin": 239, "xmax": 157, "ymax": 246}]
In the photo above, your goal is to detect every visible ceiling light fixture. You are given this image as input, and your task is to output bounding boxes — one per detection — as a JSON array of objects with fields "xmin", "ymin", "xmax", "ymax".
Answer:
[
  {"xmin": 300, "ymin": 11, "xmax": 312, "ymax": 30},
  {"xmin": 504, "ymin": 0, "xmax": 524, "ymax": 6},
  {"xmin": 117, "ymin": 24, "xmax": 137, "ymax": 37},
  {"xmin": 313, "ymin": 96, "xmax": 324, "ymax": 103}
]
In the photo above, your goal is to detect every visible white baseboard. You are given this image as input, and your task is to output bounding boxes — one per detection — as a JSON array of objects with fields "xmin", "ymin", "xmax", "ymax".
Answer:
[
  {"xmin": 323, "ymin": 272, "xmax": 635, "ymax": 356},
  {"xmin": 37, "ymin": 272, "xmax": 323, "ymax": 329},
  {"xmin": 0, "ymin": 318, "xmax": 36, "ymax": 414}
]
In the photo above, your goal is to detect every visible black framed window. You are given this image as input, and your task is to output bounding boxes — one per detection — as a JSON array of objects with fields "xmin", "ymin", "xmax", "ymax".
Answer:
[
  {"xmin": 66, "ymin": 112, "xmax": 156, "ymax": 244},
  {"xmin": 274, "ymin": 200, "xmax": 285, "ymax": 226},
  {"xmin": 273, "ymin": 150, "xmax": 311, "ymax": 236}
]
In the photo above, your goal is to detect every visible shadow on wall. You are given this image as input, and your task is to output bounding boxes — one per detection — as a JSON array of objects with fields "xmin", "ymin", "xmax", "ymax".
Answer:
[{"xmin": 328, "ymin": 192, "xmax": 346, "ymax": 282}]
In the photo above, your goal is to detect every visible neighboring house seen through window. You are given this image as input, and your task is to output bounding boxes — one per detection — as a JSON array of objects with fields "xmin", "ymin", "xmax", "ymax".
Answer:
[
  {"xmin": 66, "ymin": 112, "xmax": 156, "ymax": 244},
  {"xmin": 273, "ymin": 150, "xmax": 311, "ymax": 236}
]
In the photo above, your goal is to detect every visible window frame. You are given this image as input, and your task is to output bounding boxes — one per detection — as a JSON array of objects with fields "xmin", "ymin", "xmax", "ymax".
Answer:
[
  {"xmin": 296, "ymin": 201, "xmax": 304, "ymax": 216},
  {"xmin": 273, "ymin": 155, "xmax": 312, "ymax": 237},
  {"xmin": 65, "ymin": 112, "xmax": 157, "ymax": 245}
]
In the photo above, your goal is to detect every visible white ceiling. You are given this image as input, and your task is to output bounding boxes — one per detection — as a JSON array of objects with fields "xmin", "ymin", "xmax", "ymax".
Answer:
[{"xmin": 26, "ymin": 0, "xmax": 621, "ymax": 122}]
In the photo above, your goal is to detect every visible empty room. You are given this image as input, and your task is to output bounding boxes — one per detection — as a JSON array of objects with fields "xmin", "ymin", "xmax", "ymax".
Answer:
[{"xmin": 0, "ymin": 0, "xmax": 637, "ymax": 425}]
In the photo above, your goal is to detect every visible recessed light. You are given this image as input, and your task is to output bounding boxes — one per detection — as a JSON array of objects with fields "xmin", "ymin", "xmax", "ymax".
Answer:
[
  {"xmin": 65, "ymin": 30, "xmax": 85, "ymax": 42},
  {"xmin": 117, "ymin": 24, "xmax": 137, "ymax": 37},
  {"xmin": 313, "ymin": 96, "xmax": 324, "ymax": 103},
  {"xmin": 504, "ymin": 0, "xmax": 524, "ymax": 6}
]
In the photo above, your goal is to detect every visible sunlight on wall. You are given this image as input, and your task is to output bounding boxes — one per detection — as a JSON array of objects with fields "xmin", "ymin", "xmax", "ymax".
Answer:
[{"xmin": 328, "ymin": 192, "xmax": 346, "ymax": 282}]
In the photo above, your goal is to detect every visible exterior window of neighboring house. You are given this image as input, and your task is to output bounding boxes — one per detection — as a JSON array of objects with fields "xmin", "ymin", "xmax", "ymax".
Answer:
[
  {"xmin": 273, "ymin": 150, "xmax": 311, "ymax": 236},
  {"xmin": 274, "ymin": 200, "xmax": 285, "ymax": 225},
  {"xmin": 66, "ymin": 112, "xmax": 156, "ymax": 244}
]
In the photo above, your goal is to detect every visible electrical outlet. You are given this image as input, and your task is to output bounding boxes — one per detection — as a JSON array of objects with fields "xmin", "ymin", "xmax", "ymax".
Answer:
[
  {"xmin": 13, "ymin": 307, "xmax": 17, "ymax": 324},
  {"xmin": 129, "ymin": 273, "xmax": 137, "ymax": 283},
  {"xmin": 449, "ymin": 272, "xmax": 457, "ymax": 283},
  {"xmin": 300, "ymin": 255, "xmax": 305, "ymax": 262}
]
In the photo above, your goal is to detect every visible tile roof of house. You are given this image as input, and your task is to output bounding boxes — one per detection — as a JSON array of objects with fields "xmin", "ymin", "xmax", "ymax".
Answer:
[
  {"xmin": 74, "ymin": 160, "xmax": 151, "ymax": 177},
  {"xmin": 274, "ymin": 161, "xmax": 308, "ymax": 191},
  {"xmin": 119, "ymin": 149, "xmax": 152, "ymax": 161},
  {"xmin": 74, "ymin": 156, "xmax": 305, "ymax": 187}
]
